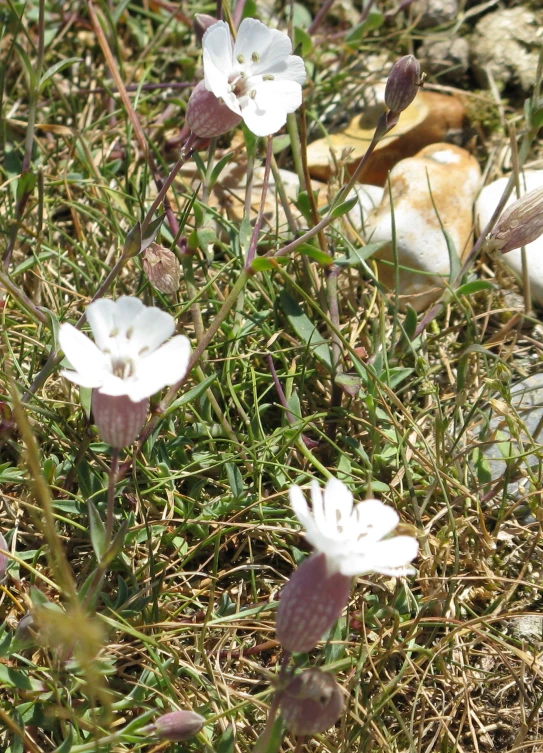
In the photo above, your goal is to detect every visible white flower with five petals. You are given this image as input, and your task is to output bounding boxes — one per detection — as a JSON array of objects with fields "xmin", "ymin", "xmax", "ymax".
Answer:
[
  {"xmin": 59, "ymin": 297, "xmax": 191, "ymax": 403},
  {"xmin": 202, "ymin": 18, "xmax": 306, "ymax": 137},
  {"xmin": 289, "ymin": 478, "xmax": 418, "ymax": 577}
]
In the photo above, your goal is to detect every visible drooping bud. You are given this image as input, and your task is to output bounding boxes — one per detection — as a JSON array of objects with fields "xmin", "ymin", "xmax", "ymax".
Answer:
[
  {"xmin": 91, "ymin": 391, "xmax": 149, "ymax": 448},
  {"xmin": 153, "ymin": 710, "xmax": 205, "ymax": 741},
  {"xmin": 487, "ymin": 186, "xmax": 543, "ymax": 254},
  {"xmin": 385, "ymin": 55, "xmax": 421, "ymax": 114},
  {"xmin": 0, "ymin": 531, "xmax": 8, "ymax": 583},
  {"xmin": 193, "ymin": 14, "xmax": 217, "ymax": 45},
  {"xmin": 275, "ymin": 552, "xmax": 351, "ymax": 653},
  {"xmin": 186, "ymin": 80, "xmax": 243, "ymax": 139},
  {"xmin": 279, "ymin": 669, "xmax": 344, "ymax": 736},
  {"xmin": 142, "ymin": 243, "xmax": 181, "ymax": 294}
]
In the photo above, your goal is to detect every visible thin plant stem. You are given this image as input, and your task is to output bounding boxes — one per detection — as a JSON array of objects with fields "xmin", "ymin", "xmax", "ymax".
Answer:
[
  {"xmin": 105, "ymin": 448, "xmax": 119, "ymax": 544},
  {"xmin": 245, "ymin": 137, "xmax": 273, "ymax": 268}
]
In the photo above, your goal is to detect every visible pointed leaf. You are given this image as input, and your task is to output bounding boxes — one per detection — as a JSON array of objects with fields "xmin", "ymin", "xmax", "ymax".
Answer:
[
  {"xmin": 39, "ymin": 57, "xmax": 82, "ymax": 90},
  {"xmin": 88, "ymin": 500, "xmax": 106, "ymax": 560}
]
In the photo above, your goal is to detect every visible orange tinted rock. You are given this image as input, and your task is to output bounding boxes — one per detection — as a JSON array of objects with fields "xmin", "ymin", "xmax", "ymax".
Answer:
[{"xmin": 307, "ymin": 89, "xmax": 467, "ymax": 185}]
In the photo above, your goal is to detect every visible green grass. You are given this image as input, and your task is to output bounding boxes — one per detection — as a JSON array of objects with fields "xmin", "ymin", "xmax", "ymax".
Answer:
[{"xmin": 1, "ymin": 1, "xmax": 543, "ymax": 752}]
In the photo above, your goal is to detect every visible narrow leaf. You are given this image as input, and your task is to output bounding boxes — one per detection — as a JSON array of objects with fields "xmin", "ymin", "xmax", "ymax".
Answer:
[{"xmin": 88, "ymin": 500, "xmax": 106, "ymax": 560}]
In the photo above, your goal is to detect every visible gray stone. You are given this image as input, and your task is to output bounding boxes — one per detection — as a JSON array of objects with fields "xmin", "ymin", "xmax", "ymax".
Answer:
[
  {"xmin": 476, "ymin": 373, "xmax": 543, "ymax": 503},
  {"xmin": 505, "ymin": 615, "xmax": 543, "ymax": 643},
  {"xmin": 470, "ymin": 8, "xmax": 543, "ymax": 95},
  {"xmin": 418, "ymin": 37, "xmax": 469, "ymax": 83},
  {"xmin": 411, "ymin": 0, "xmax": 458, "ymax": 28}
]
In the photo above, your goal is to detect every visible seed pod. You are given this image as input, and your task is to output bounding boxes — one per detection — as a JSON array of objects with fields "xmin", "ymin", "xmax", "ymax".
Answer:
[
  {"xmin": 279, "ymin": 669, "xmax": 344, "ymax": 736},
  {"xmin": 385, "ymin": 55, "xmax": 421, "ymax": 114},
  {"xmin": 488, "ymin": 186, "xmax": 543, "ymax": 254},
  {"xmin": 92, "ymin": 391, "xmax": 149, "ymax": 449},
  {"xmin": 153, "ymin": 710, "xmax": 205, "ymax": 741},
  {"xmin": 186, "ymin": 80, "xmax": 243, "ymax": 139},
  {"xmin": 142, "ymin": 243, "xmax": 181, "ymax": 294},
  {"xmin": 275, "ymin": 552, "xmax": 351, "ymax": 653}
]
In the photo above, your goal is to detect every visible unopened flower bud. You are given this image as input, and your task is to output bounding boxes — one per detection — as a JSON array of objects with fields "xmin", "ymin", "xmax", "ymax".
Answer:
[
  {"xmin": 276, "ymin": 552, "xmax": 351, "ymax": 653},
  {"xmin": 279, "ymin": 669, "xmax": 344, "ymax": 736},
  {"xmin": 487, "ymin": 186, "xmax": 543, "ymax": 254},
  {"xmin": 385, "ymin": 55, "xmax": 421, "ymax": 114},
  {"xmin": 193, "ymin": 14, "xmax": 217, "ymax": 45},
  {"xmin": 143, "ymin": 243, "xmax": 181, "ymax": 294},
  {"xmin": 92, "ymin": 391, "xmax": 148, "ymax": 448},
  {"xmin": 186, "ymin": 80, "xmax": 243, "ymax": 139},
  {"xmin": 153, "ymin": 710, "xmax": 205, "ymax": 741}
]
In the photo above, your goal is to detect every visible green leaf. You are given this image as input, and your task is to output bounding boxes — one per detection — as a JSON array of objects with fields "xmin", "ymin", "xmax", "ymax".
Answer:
[
  {"xmin": 294, "ymin": 191, "xmax": 313, "ymax": 223},
  {"xmin": 166, "ymin": 373, "xmax": 217, "ymax": 413},
  {"xmin": 250, "ymin": 256, "xmax": 288, "ymax": 272},
  {"xmin": 16, "ymin": 170, "xmax": 37, "ymax": 204},
  {"xmin": 39, "ymin": 57, "xmax": 82, "ymax": 90},
  {"xmin": 403, "ymin": 306, "xmax": 418, "ymax": 340},
  {"xmin": 53, "ymin": 727, "xmax": 73, "ymax": 753},
  {"xmin": 216, "ymin": 724, "xmax": 235, "ymax": 753},
  {"xmin": 225, "ymin": 462, "xmax": 244, "ymax": 500},
  {"xmin": 380, "ymin": 367, "xmax": 413, "ymax": 390},
  {"xmin": 0, "ymin": 665, "xmax": 43, "ymax": 692},
  {"xmin": 102, "ymin": 519, "xmax": 129, "ymax": 566},
  {"xmin": 324, "ymin": 616, "xmax": 346, "ymax": 663},
  {"xmin": 141, "ymin": 212, "xmax": 166, "ymax": 252},
  {"xmin": 279, "ymin": 290, "xmax": 333, "ymax": 372},
  {"xmin": 209, "ymin": 151, "xmax": 234, "ymax": 189},
  {"xmin": 297, "ymin": 243, "xmax": 332, "ymax": 267},
  {"xmin": 293, "ymin": 26, "xmax": 312, "ymax": 56},
  {"xmin": 14, "ymin": 43, "xmax": 37, "ymax": 89},
  {"xmin": 335, "ymin": 241, "xmax": 388, "ymax": 267},
  {"xmin": 455, "ymin": 280, "xmax": 494, "ymax": 296},
  {"xmin": 445, "ymin": 229, "xmax": 460, "ymax": 282},
  {"xmin": 345, "ymin": 6, "xmax": 384, "ymax": 45},
  {"xmin": 330, "ymin": 196, "xmax": 358, "ymax": 219},
  {"xmin": 88, "ymin": 500, "xmax": 106, "ymax": 560},
  {"xmin": 79, "ymin": 386, "xmax": 92, "ymax": 421},
  {"xmin": 335, "ymin": 373, "xmax": 362, "ymax": 396}
]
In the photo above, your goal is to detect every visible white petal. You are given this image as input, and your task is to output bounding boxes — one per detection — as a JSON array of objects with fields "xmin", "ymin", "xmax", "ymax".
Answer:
[
  {"xmin": 96, "ymin": 373, "xmax": 130, "ymax": 397},
  {"xmin": 339, "ymin": 536, "xmax": 419, "ymax": 577},
  {"xmin": 234, "ymin": 19, "xmax": 278, "ymax": 63},
  {"xmin": 60, "ymin": 369, "xmax": 104, "ymax": 389},
  {"xmin": 59, "ymin": 324, "xmax": 108, "ymax": 385},
  {"xmin": 128, "ymin": 335, "xmax": 191, "ymax": 401},
  {"xmin": 247, "ymin": 54, "xmax": 306, "ymax": 85},
  {"xmin": 129, "ymin": 306, "xmax": 175, "ymax": 356},
  {"xmin": 85, "ymin": 299, "xmax": 117, "ymax": 350},
  {"xmin": 241, "ymin": 80, "xmax": 302, "ymax": 136},
  {"xmin": 323, "ymin": 477, "xmax": 354, "ymax": 533},
  {"xmin": 310, "ymin": 479, "xmax": 327, "ymax": 533},
  {"xmin": 352, "ymin": 499, "xmax": 399, "ymax": 543},
  {"xmin": 203, "ymin": 21, "xmax": 234, "ymax": 100},
  {"xmin": 113, "ymin": 296, "xmax": 146, "ymax": 333}
]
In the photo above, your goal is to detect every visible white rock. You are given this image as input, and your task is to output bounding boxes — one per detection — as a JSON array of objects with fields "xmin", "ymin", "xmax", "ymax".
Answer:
[
  {"xmin": 365, "ymin": 143, "xmax": 481, "ymax": 311},
  {"xmin": 476, "ymin": 171, "xmax": 543, "ymax": 306},
  {"xmin": 345, "ymin": 185, "xmax": 384, "ymax": 234}
]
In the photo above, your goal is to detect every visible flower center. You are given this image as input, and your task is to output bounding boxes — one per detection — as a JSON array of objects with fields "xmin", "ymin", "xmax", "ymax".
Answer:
[{"xmin": 111, "ymin": 357, "xmax": 135, "ymax": 380}]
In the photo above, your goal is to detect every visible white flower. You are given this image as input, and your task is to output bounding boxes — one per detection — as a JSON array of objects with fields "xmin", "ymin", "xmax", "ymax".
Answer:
[
  {"xmin": 289, "ymin": 478, "xmax": 418, "ymax": 577},
  {"xmin": 202, "ymin": 18, "xmax": 306, "ymax": 137},
  {"xmin": 59, "ymin": 297, "xmax": 191, "ymax": 403}
]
